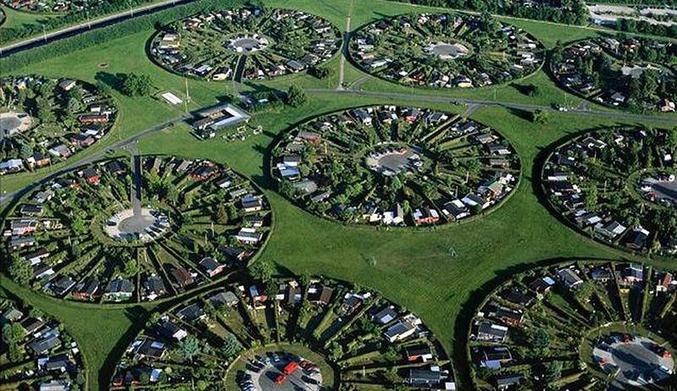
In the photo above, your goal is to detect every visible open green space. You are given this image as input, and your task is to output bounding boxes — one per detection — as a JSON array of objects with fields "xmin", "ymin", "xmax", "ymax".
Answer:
[{"xmin": 0, "ymin": 0, "xmax": 675, "ymax": 390}]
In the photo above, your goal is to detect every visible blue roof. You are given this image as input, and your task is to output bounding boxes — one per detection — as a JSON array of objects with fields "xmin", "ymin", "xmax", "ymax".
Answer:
[{"xmin": 280, "ymin": 167, "xmax": 300, "ymax": 177}]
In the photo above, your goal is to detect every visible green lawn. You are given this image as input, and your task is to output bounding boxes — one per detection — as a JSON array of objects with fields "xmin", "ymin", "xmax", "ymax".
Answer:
[
  {"xmin": 1, "ymin": 0, "xmax": 676, "ymax": 390},
  {"xmin": 0, "ymin": 5, "xmax": 58, "ymax": 30}
]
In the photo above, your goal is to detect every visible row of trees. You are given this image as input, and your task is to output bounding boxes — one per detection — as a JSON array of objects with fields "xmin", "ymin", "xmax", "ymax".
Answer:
[{"xmin": 386, "ymin": 0, "xmax": 588, "ymax": 25}]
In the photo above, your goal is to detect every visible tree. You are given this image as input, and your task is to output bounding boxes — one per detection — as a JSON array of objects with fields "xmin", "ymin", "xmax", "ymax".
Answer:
[
  {"xmin": 531, "ymin": 109, "xmax": 550, "ymax": 124},
  {"xmin": 528, "ymin": 327, "xmax": 551, "ymax": 357},
  {"xmin": 248, "ymin": 258, "xmax": 274, "ymax": 283},
  {"xmin": 221, "ymin": 333, "xmax": 242, "ymax": 359},
  {"xmin": 178, "ymin": 335, "xmax": 201, "ymax": 362},
  {"xmin": 216, "ymin": 203, "xmax": 228, "ymax": 224},
  {"xmin": 285, "ymin": 85, "xmax": 307, "ymax": 107},
  {"xmin": 543, "ymin": 361, "xmax": 562, "ymax": 383},
  {"xmin": 120, "ymin": 73, "xmax": 154, "ymax": 97},
  {"xmin": 9, "ymin": 256, "xmax": 32, "ymax": 285}
]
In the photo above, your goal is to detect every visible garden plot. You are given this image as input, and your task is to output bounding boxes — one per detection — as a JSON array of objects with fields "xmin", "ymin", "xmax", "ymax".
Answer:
[
  {"xmin": 149, "ymin": 7, "xmax": 341, "ymax": 82},
  {"xmin": 541, "ymin": 126, "xmax": 676, "ymax": 256},
  {"xmin": 272, "ymin": 105, "xmax": 520, "ymax": 227},
  {"xmin": 1, "ymin": 0, "xmax": 103, "ymax": 13},
  {"xmin": 550, "ymin": 36, "xmax": 676, "ymax": 112},
  {"xmin": 1, "ymin": 156, "xmax": 271, "ymax": 304},
  {"xmin": 0, "ymin": 296, "xmax": 86, "ymax": 390},
  {"xmin": 350, "ymin": 13, "xmax": 545, "ymax": 89},
  {"xmin": 466, "ymin": 260, "xmax": 677, "ymax": 390},
  {"xmin": 0, "ymin": 75, "xmax": 118, "ymax": 176},
  {"xmin": 109, "ymin": 275, "xmax": 456, "ymax": 390}
]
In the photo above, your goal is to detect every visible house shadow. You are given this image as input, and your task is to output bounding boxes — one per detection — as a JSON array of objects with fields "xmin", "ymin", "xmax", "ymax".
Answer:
[
  {"xmin": 506, "ymin": 107, "xmax": 533, "ymax": 121},
  {"xmin": 509, "ymin": 82, "xmax": 536, "ymax": 96}
]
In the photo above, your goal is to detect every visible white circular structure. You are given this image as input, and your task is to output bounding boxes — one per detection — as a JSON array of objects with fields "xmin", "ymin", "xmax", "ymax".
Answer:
[
  {"xmin": 104, "ymin": 208, "xmax": 170, "ymax": 243},
  {"xmin": 426, "ymin": 42, "xmax": 470, "ymax": 60},
  {"xmin": 227, "ymin": 34, "xmax": 270, "ymax": 53},
  {"xmin": 365, "ymin": 147, "xmax": 422, "ymax": 177}
]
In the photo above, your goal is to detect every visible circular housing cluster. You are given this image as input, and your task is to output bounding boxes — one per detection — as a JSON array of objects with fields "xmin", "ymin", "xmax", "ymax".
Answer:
[
  {"xmin": 550, "ymin": 36, "xmax": 676, "ymax": 111},
  {"xmin": 541, "ymin": 127, "xmax": 676, "ymax": 256},
  {"xmin": 272, "ymin": 106, "xmax": 520, "ymax": 227},
  {"xmin": 467, "ymin": 260, "xmax": 676, "ymax": 390},
  {"xmin": 2, "ymin": 156, "xmax": 271, "ymax": 303},
  {"xmin": 0, "ymin": 296, "xmax": 86, "ymax": 390},
  {"xmin": 350, "ymin": 13, "xmax": 545, "ymax": 89},
  {"xmin": 0, "ymin": 75, "xmax": 118, "ymax": 176},
  {"xmin": 110, "ymin": 275, "xmax": 455, "ymax": 390},
  {"xmin": 150, "ymin": 7, "xmax": 341, "ymax": 82},
  {"xmin": 0, "ymin": 0, "xmax": 101, "ymax": 13}
]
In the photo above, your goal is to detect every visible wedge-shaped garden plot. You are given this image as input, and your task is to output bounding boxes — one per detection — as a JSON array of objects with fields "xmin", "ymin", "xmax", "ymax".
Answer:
[
  {"xmin": 350, "ymin": 13, "xmax": 545, "ymax": 89},
  {"xmin": 0, "ymin": 75, "xmax": 118, "ymax": 176},
  {"xmin": 272, "ymin": 105, "xmax": 520, "ymax": 227},
  {"xmin": 2, "ymin": 156, "xmax": 271, "ymax": 303},
  {"xmin": 110, "ymin": 275, "xmax": 456, "ymax": 390},
  {"xmin": 149, "ymin": 7, "xmax": 341, "ymax": 82},
  {"xmin": 0, "ymin": 296, "xmax": 87, "ymax": 390},
  {"xmin": 550, "ymin": 36, "xmax": 676, "ymax": 112},
  {"xmin": 541, "ymin": 126, "xmax": 676, "ymax": 256},
  {"xmin": 466, "ymin": 260, "xmax": 676, "ymax": 390}
]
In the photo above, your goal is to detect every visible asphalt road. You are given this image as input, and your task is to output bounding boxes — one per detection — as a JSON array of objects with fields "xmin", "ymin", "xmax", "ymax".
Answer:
[
  {"xmin": 306, "ymin": 88, "xmax": 677, "ymax": 125},
  {"xmin": 0, "ymin": 0, "xmax": 195, "ymax": 57}
]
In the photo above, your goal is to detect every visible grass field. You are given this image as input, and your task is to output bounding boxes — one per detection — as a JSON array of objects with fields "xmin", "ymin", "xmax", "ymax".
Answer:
[{"xmin": 1, "ymin": 0, "xmax": 675, "ymax": 389}]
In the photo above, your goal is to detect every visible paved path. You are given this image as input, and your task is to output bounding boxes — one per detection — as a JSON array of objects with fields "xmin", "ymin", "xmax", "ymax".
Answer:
[
  {"xmin": 0, "ymin": 0, "xmax": 194, "ymax": 56},
  {"xmin": 337, "ymin": 0, "xmax": 354, "ymax": 90},
  {"xmin": 131, "ymin": 149, "xmax": 143, "ymax": 217},
  {"xmin": 306, "ymin": 88, "xmax": 677, "ymax": 125},
  {"xmin": 0, "ymin": 113, "xmax": 190, "ymax": 205}
]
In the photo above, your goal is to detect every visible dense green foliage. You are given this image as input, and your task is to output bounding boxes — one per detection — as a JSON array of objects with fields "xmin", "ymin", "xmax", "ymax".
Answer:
[{"xmin": 385, "ymin": 0, "xmax": 589, "ymax": 25}]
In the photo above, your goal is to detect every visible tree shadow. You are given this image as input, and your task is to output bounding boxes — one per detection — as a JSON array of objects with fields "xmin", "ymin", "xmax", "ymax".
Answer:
[{"xmin": 506, "ymin": 107, "xmax": 533, "ymax": 122}]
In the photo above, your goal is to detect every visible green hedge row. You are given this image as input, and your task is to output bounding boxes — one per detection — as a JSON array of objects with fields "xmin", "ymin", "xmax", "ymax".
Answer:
[{"xmin": 0, "ymin": 0, "xmax": 244, "ymax": 70}]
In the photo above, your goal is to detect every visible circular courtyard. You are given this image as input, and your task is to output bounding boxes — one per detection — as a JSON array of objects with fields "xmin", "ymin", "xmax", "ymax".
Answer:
[
  {"xmin": 2, "ymin": 155, "xmax": 271, "ymax": 303},
  {"xmin": 104, "ymin": 208, "xmax": 170, "ymax": 243},
  {"xmin": 550, "ymin": 36, "xmax": 676, "ymax": 111},
  {"xmin": 228, "ymin": 34, "xmax": 270, "ymax": 53},
  {"xmin": 0, "ymin": 74, "xmax": 118, "ymax": 176},
  {"xmin": 541, "ymin": 126, "xmax": 676, "ymax": 256},
  {"xmin": 350, "ymin": 13, "xmax": 545, "ymax": 88},
  {"xmin": 149, "ymin": 7, "xmax": 341, "ymax": 82},
  {"xmin": 272, "ymin": 105, "xmax": 520, "ymax": 227},
  {"xmin": 0, "ymin": 111, "xmax": 32, "ymax": 138},
  {"xmin": 110, "ymin": 275, "xmax": 455, "ymax": 390},
  {"xmin": 466, "ymin": 260, "xmax": 676, "ymax": 390},
  {"xmin": 593, "ymin": 333, "xmax": 675, "ymax": 386}
]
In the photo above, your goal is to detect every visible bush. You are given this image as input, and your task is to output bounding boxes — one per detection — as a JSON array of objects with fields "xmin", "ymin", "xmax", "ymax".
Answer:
[{"xmin": 285, "ymin": 85, "xmax": 307, "ymax": 107}]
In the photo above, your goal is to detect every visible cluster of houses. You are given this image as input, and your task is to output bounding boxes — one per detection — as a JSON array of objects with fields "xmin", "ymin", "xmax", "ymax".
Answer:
[
  {"xmin": 350, "ymin": 13, "xmax": 544, "ymax": 88},
  {"xmin": 1, "ymin": 0, "xmax": 101, "ymax": 13},
  {"xmin": 273, "ymin": 105, "xmax": 519, "ymax": 227},
  {"xmin": 0, "ymin": 75, "xmax": 117, "ymax": 176},
  {"xmin": 0, "ymin": 298, "xmax": 86, "ymax": 391},
  {"xmin": 469, "ymin": 261, "xmax": 677, "ymax": 390},
  {"xmin": 150, "ymin": 7, "xmax": 340, "ymax": 82},
  {"xmin": 542, "ymin": 127, "xmax": 676, "ymax": 255},
  {"xmin": 2, "ymin": 156, "xmax": 271, "ymax": 304},
  {"xmin": 550, "ymin": 37, "xmax": 676, "ymax": 111},
  {"xmin": 111, "ymin": 276, "xmax": 456, "ymax": 390}
]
